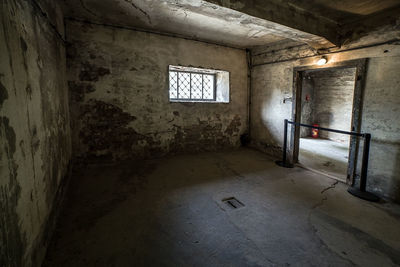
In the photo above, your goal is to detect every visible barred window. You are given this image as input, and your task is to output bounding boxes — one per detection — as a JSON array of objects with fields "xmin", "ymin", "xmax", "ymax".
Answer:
[{"xmin": 168, "ymin": 65, "xmax": 230, "ymax": 103}]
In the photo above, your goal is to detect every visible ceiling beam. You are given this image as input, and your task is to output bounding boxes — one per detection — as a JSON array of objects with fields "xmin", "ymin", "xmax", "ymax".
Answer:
[
  {"xmin": 340, "ymin": 5, "xmax": 400, "ymax": 45},
  {"xmin": 204, "ymin": 0, "xmax": 340, "ymax": 49}
]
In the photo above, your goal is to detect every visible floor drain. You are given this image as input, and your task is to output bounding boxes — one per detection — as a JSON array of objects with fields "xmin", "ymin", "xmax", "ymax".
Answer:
[{"xmin": 222, "ymin": 197, "xmax": 244, "ymax": 209}]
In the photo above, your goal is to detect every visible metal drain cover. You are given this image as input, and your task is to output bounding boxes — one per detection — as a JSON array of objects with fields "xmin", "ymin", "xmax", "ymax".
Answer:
[{"xmin": 222, "ymin": 197, "xmax": 245, "ymax": 209}]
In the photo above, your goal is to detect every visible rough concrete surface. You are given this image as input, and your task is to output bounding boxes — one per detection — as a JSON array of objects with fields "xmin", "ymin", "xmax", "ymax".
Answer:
[
  {"xmin": 62, "ymin": 0, "xmax": 400, "ymax": 49},
  {"xmin": 300, "ymin": 74, "xmax": 314, "ymax": 138},
  {"xmin": 302, "ymin": 68, "xmax": 356, "ymax": 143},
  {"xmin": 43, "ymin": 148, "xmax": 400, "ymax": 266},
  {"xmin": 359, "ymin": 56, "xmax": 400, "ymax": 201},
  {"xmin": 299, "ymin": 138, "xmax": 349, "ymax": 181},
  {"xmin": 67, "ymin": 20, "xmax": 248, "ymax": 161},
  {"xmin": 62, "ymin": 0, "xmax": 288, "ymax": 48},
  {"xmin": 250, "ymin": 41, "xmax": 400, "ymax": 202},
  {"xmin": 207, "ymin": 0, "xmax": 400, "ymax": 48},
  {"xmin": 1, "ymin": 1, "xmax": 399, "ymax": 266},
  {"xmin": 0, "ymin": 0, "xmax": 71, "ymax": 266}
]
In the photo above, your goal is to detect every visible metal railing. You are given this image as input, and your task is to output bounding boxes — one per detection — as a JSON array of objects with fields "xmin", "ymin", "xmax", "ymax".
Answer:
[{"xmin": 276, "ymin": 119, "xmax": 379, "ymax": 202}]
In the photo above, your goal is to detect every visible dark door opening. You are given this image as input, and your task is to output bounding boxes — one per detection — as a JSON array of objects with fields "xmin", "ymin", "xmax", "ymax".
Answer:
[
  {"xmin": 290, "ymin": 59, "xmax": 367, "ymax": 184},
  {"xmin": 298, "ymin": 67, "xmax": 356, "ymax": 182}
]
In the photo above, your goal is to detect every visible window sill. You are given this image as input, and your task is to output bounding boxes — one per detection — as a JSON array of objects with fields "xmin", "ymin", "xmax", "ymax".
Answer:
[{"xmin": 169, "ymin": 99, "xmax": 229, "ymax": 104}]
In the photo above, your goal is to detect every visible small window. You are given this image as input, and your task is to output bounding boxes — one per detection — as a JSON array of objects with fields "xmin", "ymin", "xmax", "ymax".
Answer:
[{"xmin": 169, "ymin": 65, "xmax": 229, "ymax": 103}]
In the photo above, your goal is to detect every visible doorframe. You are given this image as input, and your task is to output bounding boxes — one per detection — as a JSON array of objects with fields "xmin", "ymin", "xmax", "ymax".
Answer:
[{"xmin": 290, "ymin": 58, "xmax": 368, "ymax": 184}]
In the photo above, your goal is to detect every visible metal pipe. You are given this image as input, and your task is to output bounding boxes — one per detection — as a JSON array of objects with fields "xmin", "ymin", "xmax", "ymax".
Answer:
[{"xmin": 287, "ymin": 121, "xmax": 364, "ymax": 137}]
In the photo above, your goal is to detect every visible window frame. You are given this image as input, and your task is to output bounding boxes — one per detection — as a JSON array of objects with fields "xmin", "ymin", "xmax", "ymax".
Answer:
[{"xmin": 169, "ymin": 69, "xmax": 217, "ymax": 102}]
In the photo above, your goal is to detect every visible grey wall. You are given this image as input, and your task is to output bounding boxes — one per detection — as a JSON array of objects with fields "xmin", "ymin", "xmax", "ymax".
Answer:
[
  {"xmin": 66, "ymin": 20, "xmax": 248, "ymax": 161},
  {"xmin": 250, "ymin": 43, "xmax": 400, "ymax": 202},
  {"xmin": 360, "ymin": 57, "xmax": 400, "ymax": 201},
  {"xmin": 300, "ymin": 76, "xmax": 314, "ymax": 137},
  {"xmin": 301, "ymin": 68, "xmax": 356, "ymax": 143},
  {"xmin": 0, "ymin": 0, "xmax": 71, "ymax": 266}
]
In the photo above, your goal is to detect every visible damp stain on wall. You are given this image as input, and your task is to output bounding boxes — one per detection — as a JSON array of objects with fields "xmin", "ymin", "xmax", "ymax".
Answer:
[
  {"xmin": 66, "ymin": 20, "xmax": 248, "ymax": 162},
  {"xmin": 0, "ymin": 117, "xmax": 26, "ymax": 267},
  {"xmin": 1, "ymin": 0, "xmax": 72, "ymax": 266}
]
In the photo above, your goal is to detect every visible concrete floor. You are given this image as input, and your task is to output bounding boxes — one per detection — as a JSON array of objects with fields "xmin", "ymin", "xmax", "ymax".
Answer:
[
  {"xmin": 299, "ymin": 138, "xmax": 349, "ymax": 181},
  {"xmin": 43, "ymin": 148, "xmax": 400, "ymax": 267}
]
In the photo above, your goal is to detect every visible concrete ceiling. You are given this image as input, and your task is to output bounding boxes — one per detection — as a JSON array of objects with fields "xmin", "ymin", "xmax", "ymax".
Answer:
[
  {"xmin": 283, "ymin": 0, "xmax": 400, "ymax": 44},
  {"xmin": 287, "ymin": 0, "xmax": 400, "ymax": 24},
  {"xmin": 62, "ymin": 0, "xmax": 400, "ymax": 49},
  {"xmin": 62, "ymin": 0, "xmax": 335, "ymax": 48}
]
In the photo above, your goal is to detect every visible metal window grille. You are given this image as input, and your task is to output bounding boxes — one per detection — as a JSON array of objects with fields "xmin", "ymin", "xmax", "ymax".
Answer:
[{"xmin": 169, "ymin": 70, "xmax": 216, "ymax": 101}]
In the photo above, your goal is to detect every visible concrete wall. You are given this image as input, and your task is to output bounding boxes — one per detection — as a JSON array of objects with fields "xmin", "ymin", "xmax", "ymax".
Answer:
[
  {"xmin": 0, "ymin": 1, "xmax": 71, "ymax": 266},
  {"xmin": 300, "ymin": 76, "xmax": 314, "ymax": 137},
  {"xmin": 361, "ymin": 57, "xmax": 400, "ymax": 201},
  {"xmin": 250, "ymin": 40, "xmax": 400, "ymax": 202},
  {"xmin": 66, "ymin": 20, "xmax": 248, "ymax": 161},
  {"xmin": 301, "ymin": 68, "xmax": 356, "ymax": 143}
]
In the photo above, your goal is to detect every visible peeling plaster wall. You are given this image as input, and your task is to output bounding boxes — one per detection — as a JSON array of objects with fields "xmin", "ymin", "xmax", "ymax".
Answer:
[
  {"xmin": 66, "ymin": 20, "xmax": 248, "ymax": 161},
  {"xmin": 302, "ymin": 68, "xmax": 356, "ymax": 143},
  {"xmin": 360, "ymin": 57, "xmax": 400, "ymax": 201},
  {"xmin": 0, "ymin": 0, "xmax": 71, "ymax": 266},
  {"xmin": 300, "ymin": 75, "xmax": 314, "ymax": 137},
  {"xmin": 250, "ymin": 40, "xmax": 400, "ymax": 202}
]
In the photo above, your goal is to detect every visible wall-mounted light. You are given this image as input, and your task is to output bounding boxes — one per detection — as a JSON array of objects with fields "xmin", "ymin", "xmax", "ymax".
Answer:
[{"xmin": 316, "ymin": 56, "xmax": 327, "ymax": 66}]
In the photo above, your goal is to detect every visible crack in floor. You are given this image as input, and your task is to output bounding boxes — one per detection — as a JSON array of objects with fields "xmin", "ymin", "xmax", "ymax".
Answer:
[
  {"xmin": 311, "ymin": 181, "xmax": 339, "ymax": 210},
  {"xmin": 307, "ymin": 180, "xmax": 357, "ymax": 266},
  {"xmin": 320, "ymin": 181, "xmax": 339, "ymax": 194}
]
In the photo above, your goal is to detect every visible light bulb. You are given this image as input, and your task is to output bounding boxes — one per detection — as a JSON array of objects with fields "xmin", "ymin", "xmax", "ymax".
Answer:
[{"xmin": 317, "ymin": 57, "xmax": 327, "ymax": 66}]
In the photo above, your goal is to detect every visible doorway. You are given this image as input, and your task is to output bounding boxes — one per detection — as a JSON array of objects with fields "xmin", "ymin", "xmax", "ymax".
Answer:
[{"xmin": 291, "ymin": 59, "xmax": 367, "ymax": 184}]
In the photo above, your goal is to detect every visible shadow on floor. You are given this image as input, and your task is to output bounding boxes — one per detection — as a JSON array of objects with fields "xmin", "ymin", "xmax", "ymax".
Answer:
[{"xmin": 43, "ymin": 148, "xmax": 400, "ymax": 267}]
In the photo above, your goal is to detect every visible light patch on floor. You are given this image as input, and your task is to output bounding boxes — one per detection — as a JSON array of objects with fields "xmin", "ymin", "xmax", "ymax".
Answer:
[
  {"xmin": 299, "ymin": 137, "xmax": 349, "ymax": 181},
  {"xmin": 43, "ymin": 148, "xmax": 400, "ymax": 266}
]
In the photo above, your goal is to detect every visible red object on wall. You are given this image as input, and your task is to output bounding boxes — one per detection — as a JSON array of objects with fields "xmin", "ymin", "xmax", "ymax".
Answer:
[{"xmin": 311, "ymin": 124, "xmax": 319, "ymax": 138}]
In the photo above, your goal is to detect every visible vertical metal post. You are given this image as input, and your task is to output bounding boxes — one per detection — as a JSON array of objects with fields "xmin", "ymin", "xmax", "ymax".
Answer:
[
  {"xmin": 276, "ymin": 119, "xmax": 293, "ymax": 168},
  {"xmin": 282, "ymin": 119, "xmax": 288, "ymax": 165},
  {"xmin": 347, "ymin": 133, "xmax": 379, "ymax": 201},
  {"xmin": 359, "ymin": 133, "xmax": 371, "ymax": 192},
  {"xmin": 274, "ymin": 119, "xmax": 379, "ymax": 202}
]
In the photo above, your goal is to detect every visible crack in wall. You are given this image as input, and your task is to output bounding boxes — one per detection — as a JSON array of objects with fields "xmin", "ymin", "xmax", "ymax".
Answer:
[
  {"xmin": 79, "ymin": 0, "xmax": 99, "ymax": 18},
  {"xmin": 30, "ymin": 0, "xmax": 66, "ymax": 43},
  {"xmin": 123, "ymin": 0, "xmax": 152, "ymax": 25}
]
